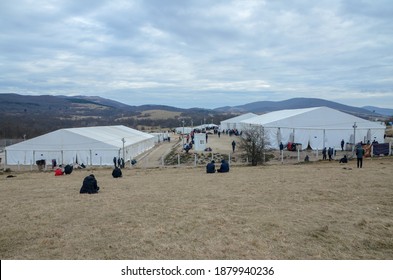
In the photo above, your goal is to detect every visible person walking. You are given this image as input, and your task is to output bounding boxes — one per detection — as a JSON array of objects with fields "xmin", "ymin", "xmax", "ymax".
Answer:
[
  {"xmin": 356, "ymin": 144, "xmax": 365, "ymax": 168},
  {"xmin": 341, "ymin": 139, "xmax": 345, "ymax": 151},
  {"xmin": 232, "ymin": 140, "xmax": 236, "ymax": 153}
]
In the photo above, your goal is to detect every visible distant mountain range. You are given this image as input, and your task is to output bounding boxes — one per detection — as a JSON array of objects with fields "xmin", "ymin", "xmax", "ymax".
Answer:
[
  {"xmin": 214, "ymin": 97, "xmax": 386, "ymax": 117},
  {"xmin": 362, "ymin": 106, "xmax": 393, "ymax": 117},
  {"xmin": 1, "ymin": 93, "xmax": 391, "ymax": 117},
  {"xmin": 1, "ymin": 93, "xmax": 391, "ymax": 139}
]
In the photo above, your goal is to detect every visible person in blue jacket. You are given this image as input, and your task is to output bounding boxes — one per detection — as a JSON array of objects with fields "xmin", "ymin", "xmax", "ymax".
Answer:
[
  {"xmin": 217, "ymin": 159, "xmax": 230, "ymax": 173},
  {"xmin": 206, "ymin": 160, "xmax": 216, "ymax": 173}
]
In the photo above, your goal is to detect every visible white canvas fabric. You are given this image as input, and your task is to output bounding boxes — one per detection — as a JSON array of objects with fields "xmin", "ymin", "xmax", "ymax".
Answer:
[
  {"xmin": 220, "ymin": 113, "xmax": 258, "ymax": 130},
  {"xmin": 5, "ymin": 125, "xmax": 155, "ymax": 166},
  {"xmin": 239, "ymin": 107, "xmax": 386, "ymax": 150}
]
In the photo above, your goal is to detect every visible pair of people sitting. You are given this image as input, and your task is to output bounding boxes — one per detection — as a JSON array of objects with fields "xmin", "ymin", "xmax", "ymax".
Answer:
[{"xmin": 206, "ymin": 159, "xmax": 229, "ymax": 173}]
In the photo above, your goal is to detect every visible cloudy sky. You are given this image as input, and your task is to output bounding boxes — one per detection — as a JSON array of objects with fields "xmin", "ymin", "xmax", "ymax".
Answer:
[{"xmin": 1, "ymin": 0, "xmax": 392, "ymax": 109}]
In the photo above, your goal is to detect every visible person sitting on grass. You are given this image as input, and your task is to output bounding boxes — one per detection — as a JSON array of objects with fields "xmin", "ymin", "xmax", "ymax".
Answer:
[
  {"xmin": 80, "ymin": 174, "xmax": 100, "ymax": 194},
  {"xmin": 206, "ymin": 160, "xmax": 216, "ymax": 173},
  {"xmin": 339, "ymin": 155, "xmax": 348, "ymax": 163},
  {"xmin": 112, "ymin": 166, "xmax": 122, "ymax": 178},
  {"xmin": 217, "ymin": 159, "xmax": 229, "ymax": 173}
]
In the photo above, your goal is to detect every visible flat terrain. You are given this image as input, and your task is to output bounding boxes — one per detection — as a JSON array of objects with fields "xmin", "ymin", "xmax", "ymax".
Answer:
[{"xmin": 1, "ymin": 155, "xmax": 392, "ymax": 259}]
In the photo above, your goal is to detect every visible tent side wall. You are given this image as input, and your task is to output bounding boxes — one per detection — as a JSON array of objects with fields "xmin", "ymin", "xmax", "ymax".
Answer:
[
  {"xmin": 124, "ymin": 137, "xmax": 155, "ymax": 161},
  {"xmin": 5, "ymin": 126, "xmax": 157, "ymax": 166}
]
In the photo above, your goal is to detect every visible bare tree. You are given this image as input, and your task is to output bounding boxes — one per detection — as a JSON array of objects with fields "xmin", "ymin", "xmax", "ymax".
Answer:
[{"xmin": 239, "ymin": 125, "xmax": 270, "ymax": 166}]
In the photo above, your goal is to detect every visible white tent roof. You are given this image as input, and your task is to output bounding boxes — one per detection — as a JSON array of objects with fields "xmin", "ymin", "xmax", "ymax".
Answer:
[
  {"xmin": 240, "ymin": 107, "xmax": 385, "ymax": 130},
  {"xmin": 221, "ymin": 113, "xmax": 258, "ymax": 124},
  {"xmin": 193, "ymin": 123, "xmax": 219, "ymax": 130},
  {"xmin": 220, "ymin": 113, "xmax": 259, "ymax": 130},
  {"xmin": 7, "ymin": 125, "xmax": 154, "ymax": 151}
]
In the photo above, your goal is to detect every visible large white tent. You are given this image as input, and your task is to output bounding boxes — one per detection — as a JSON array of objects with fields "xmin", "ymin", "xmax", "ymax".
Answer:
[
  {"xmin": 240, "ymin": 107, "xmax": 386, "ymax": 150},
  {"xmin": 220, "ymin": 113, "xmax": 258, "ymax": 130},
  {"xmin": 5, "ymin": 125, "xmax": 155, "ymax": 166}
]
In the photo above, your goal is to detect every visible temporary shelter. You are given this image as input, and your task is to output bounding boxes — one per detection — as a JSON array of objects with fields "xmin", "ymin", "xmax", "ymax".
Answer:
[
  {"xmin": 5, "ymin": 125, "xmax": 155, "ymax": 166},
  {"xmin": 220, "ymin": 113, "xmax": 258, "ymax": 130},
  {"xmin": 175, "ymin": 127, "xmax": 193, "ymax": 134},
  {"xmin": 240, "ymin": 107, "xmax": 386, "ymax": 150},
  {"xmin": 151, "ymin": 131, "xmax": 170, "ymax": 143},
  {"xmin": 193, "ymin": 124, "xmax": 219, "ymax": 131}
]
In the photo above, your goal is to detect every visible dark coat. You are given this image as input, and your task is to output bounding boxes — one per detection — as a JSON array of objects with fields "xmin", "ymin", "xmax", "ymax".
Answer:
[
  {"xmin": 80, "ymin": 175, "xmax": 99, "ymax": 194},
  {"xmin": 112, "ymin": 167, "xmax": 122, "ymax": 178},
  {"xmin": 356, "ymin": 146, "xmax": 365, "ymax": 159},
  {"xmin": 217, "ymin": 160, "xmax": 230, "ymax": 173},
  {"xmin": 64, "ymin": 164, "xmax": 73, "ymax": 175},
  {"xmin": 206, "ymin": 162, "xmax": 216, "ymax": 173}
]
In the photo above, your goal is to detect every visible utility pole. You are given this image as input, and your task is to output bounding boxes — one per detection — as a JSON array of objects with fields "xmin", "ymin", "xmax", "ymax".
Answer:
[
  {"xmin": 352, "ymin": 122, "xmax": 357, "ymax": 154},
  {"xmin": 182, "ymin": 120, "xmax": 185, "ymax": 148}
]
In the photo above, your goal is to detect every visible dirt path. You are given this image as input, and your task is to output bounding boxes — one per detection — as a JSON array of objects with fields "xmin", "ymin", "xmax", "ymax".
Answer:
[{"xmin": 136, "ymin": 132, "xmax": 241, "ymax": 167}]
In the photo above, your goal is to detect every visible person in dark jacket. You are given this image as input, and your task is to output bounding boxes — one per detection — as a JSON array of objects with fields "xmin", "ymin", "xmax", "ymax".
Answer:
[
  {"xmin": 328, "ymin": 147, "xmax": 333, "ymax": 161},
  {"xmin": 339, "ymin": 155, "xmax": 348, "ymax": 163},
  {"xmin": 80, "ymin": 174, "xmax": 100, "ymax": 194},
  {"xmin": 356, "ymin": 144, "xmax": 365, "ymax": 168},
  {"xmin": 112, "ymin": 167, "xmax": 122, "ymax": 178},
  {"xmin": 206, "ymin": 160, "xmax": 216, "ymax": 173},
  {"xmin": 217, "ymin": 159, "xmax": 230, "ymax": 173},
  {"xmin": 64, "ymin": 164, "xmax": 73, "ymax": 175},
  {"xmin": 322, "ymin": 147, "xmax": 327, "ymax": 160}
]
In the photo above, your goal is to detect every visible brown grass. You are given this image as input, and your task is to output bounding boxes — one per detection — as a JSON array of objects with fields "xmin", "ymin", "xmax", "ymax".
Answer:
[
  {"xmin": 1, "ymin": 157, "xmax": 393, "ymax": 260},
  {"xmin": 137, "ymin": 110, "xmax": 182, "ymax": 120}
]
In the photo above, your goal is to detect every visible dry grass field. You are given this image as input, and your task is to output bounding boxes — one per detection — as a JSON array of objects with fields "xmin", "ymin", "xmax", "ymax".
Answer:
[
  {"xmin": 137, "ymin": 109, "xmax": 182, "ymax": 120},
  {"xmin": 1, "ymin": 155, "xmax": 393, "ymax": 260}
]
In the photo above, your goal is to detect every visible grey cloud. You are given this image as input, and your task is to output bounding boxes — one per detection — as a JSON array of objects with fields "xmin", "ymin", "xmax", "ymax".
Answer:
[{"xmin": 0, "ymin": 0, "xmax": 392, "ymax": 108}]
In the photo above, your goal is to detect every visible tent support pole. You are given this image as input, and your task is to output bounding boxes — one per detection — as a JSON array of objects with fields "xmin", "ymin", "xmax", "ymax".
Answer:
[
  {"xmin": 371, "ymin": 145, "xmax": 374, "ymax": 157},
  {"xmin": 3, "ymin": 149, "xmax": 7, "ymax": 171}
]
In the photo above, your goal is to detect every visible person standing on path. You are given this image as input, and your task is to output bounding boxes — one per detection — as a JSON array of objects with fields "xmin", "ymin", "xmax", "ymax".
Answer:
[
  {"xmin": 232, "ymin": 140, "xmax": 236, "ymax": 152},
  {"xmin": 322, "ymin": 147, "xmax": 327, "ymax": 160}
]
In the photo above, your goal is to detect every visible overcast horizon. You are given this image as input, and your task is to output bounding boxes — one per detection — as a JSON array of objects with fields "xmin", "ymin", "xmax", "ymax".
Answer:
[{"xmin": 1, "ymin": 0, "xmax": 392, "ymax": 109}]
